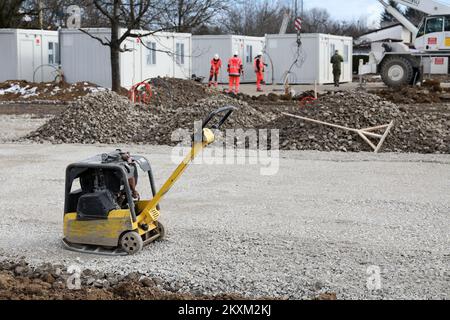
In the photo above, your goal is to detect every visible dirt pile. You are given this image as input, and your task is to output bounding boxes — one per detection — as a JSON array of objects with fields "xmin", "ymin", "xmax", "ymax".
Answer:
[
  {"xmin": 0, "ymin": 259, "xmax": 247, "ymax": 300},
  {"xmin": 149, "ymin": 77, "xmax": 216, "ymax": 108},
  {"xmin": 0, "ymin": 80, "xmax": 107, "ymax": 102},
  {"xmin": 226, "ymin": 90, "xmax": 317, "ymax": 104},
  {"xmin": 370, "ymin": 84, "xmax": 444, "ymax": 104},
  {"xmin": 23, "ymin": 78, "xmax": 450, "ymax": 153},
  {"xmin": 263, "ymin": 91, "xmax": 450, "ymax": 153},
  {"xmin": 26, "ymin": 88, "xmax": 270, "ymax": 145},
  {"xmin": 0, "ymin": 259, "xmax": 337, "ymax": 300}
]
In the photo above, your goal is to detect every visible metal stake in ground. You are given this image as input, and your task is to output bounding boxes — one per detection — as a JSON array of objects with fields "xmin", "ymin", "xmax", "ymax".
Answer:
[{"xmin": 281, "ymin": 112, "xmax": 394, "ymax": 153}]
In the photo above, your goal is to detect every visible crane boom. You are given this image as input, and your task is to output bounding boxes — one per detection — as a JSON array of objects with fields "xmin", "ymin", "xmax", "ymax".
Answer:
[
  {"xmin": 279, "ymin": 10, "xmax": 290, "ymax": 35},
  {"xmin": 378, "ymin": 0, "xmax": 419, "ymax": 34},
  {"xmin": 392, "ymin": 0, "xmax": 450, "ymax": 15}
]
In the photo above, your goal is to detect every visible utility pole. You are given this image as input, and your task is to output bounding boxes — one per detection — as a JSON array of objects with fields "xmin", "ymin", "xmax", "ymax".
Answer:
[{"xmin": 294, "ymin": 0, "xmax": 298, "ymax": 17}]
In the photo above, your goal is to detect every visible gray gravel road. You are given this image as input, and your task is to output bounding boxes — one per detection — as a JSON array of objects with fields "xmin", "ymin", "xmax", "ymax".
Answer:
[
  {"xmin": 0, "ymin": 143, "xmax": 448, "ymax": 299},
  {"xmin": 0, "ymin": 115, "xmax": 48, "ymax": 143}
]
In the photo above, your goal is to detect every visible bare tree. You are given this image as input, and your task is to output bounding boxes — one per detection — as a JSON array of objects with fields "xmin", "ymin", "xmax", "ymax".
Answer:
[
  {"xmin": 78, "ymin": 0, "xmax": 172, "ymax": 91},
  {"xmin": 217, "ymin": 3, "xmax": 368, "ymax": 38},
  {"xmin": 0, "ymin": 0, "xmax": 36, "ymax": 28},
  {"xmin": 404, "ymin": 6, "xmax": 425, "ymax": 26},
  {"xmin": 219, "ymin": 0, "xmax": 286, "ymax": 36},
  {"xmin": 157, "ymin": 0, "xmax": 229, "ymax": 33},
  {"xmin": 296, "ymin": 8, "xmax": 331, "ymax": 33},
  {"xmin": 380, "ymin": 0, "xmax": 401, "ymax": 27}
]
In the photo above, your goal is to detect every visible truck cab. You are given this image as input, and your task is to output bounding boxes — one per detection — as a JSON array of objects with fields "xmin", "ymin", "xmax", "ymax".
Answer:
[{"xmin": 415, "ymin": 15, "xmax": 450, "ymax": 51}]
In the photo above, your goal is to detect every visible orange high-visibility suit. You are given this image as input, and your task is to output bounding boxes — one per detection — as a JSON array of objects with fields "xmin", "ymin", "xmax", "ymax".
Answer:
[
  {"xmin": 208, "ymin": 58, "xmax": 222, "ymax": 87},
  {"xmin": 254, "ymin": 56, "xmax": 265, "ymax": 91},
  {"xmin": 227, "ymin": 56, "xmax": 243, "ymax": 94}
]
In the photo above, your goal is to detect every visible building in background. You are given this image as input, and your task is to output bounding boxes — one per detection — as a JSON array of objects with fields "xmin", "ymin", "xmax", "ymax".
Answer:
[
  {"xmin": 0, "ymin": 29, "xmax": 59, "ymax": 82},
  {"xmin": 60, "ymin": 28, "xmax": 192, "ymax": 88},
  {"xmin": 265, "ymin": 33, "xmax": 353, "ymax": 85},
  {"xmin": 192, "ymin": 35, "xmax": 265, "ymax": 84}
]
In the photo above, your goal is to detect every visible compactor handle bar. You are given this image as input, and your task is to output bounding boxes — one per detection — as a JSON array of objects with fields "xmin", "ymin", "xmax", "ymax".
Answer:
[{"xmin": 202, "ymin": 106, "xmax": 236, "ymax": 130}]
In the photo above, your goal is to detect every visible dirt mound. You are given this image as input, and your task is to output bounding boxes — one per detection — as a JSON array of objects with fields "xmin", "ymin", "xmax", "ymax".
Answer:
[
  {"xmin": 149, "ymin": 77, "xmax": 217, "ymax": 108},
  {"xmin": 262, "ymin": 91, "xmax": 450, "ymax": 153},
  {"xmin": 0, "ymin": 259, "xmax": 249, "ymax": 300},
  {"xmin": 0, "ymin": 80, "xmax": 107, "ymax": 102},
  {"xmin": 26, "ymin": 89, "xmax": 270, "ymax": 145},
  {"xmin": 0, "ymin": 259, "xmax": 338, "ymax": 300},
  {"xmin": 370, "ymin": 84, "xmax": 443, "ymax": 104}
]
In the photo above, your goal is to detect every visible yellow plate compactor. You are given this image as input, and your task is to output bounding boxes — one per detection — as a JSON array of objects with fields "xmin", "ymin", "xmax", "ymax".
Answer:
[{"xmin": 62, "ymin": 106, "xmax": 235, "ymax": 255}]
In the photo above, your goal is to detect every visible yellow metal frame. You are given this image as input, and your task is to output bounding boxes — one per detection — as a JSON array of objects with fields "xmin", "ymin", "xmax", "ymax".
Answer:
[{"xmin": 64, "ymin": 128, "xmax": 216, "ymax": 247}]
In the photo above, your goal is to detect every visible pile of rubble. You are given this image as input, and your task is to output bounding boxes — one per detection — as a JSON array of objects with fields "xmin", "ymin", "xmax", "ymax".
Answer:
[
  {"xmin": 149, "ymin": 77, "xmax": 216, "ymax": 108},
  {"xmin": 24, "ymin": 77, "xmax": 450, "ymax": 153},
  {"xmin": 26, "ymin": 88, "xmax": 270, "ymax": 145},
  {"xmin": 263, "ymin": 91, "xmax": 450, "ymax": 153}
]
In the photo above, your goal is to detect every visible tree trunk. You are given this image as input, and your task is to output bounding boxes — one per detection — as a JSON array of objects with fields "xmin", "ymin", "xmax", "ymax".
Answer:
[{"xmin": 110, "ymin": 23, "xmax": 121, "ymax": 92}]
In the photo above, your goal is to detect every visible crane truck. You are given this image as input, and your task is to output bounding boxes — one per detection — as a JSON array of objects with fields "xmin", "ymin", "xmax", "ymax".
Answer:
[{"xmin": 360, "ymin": 0, "xmax": 450, "ymax": 87}]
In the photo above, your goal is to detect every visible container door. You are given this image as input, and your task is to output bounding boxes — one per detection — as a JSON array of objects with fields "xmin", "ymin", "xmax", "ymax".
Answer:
[
  {"xmin": 232, "ymin": 38, "xmax": 246, "ymax": 81},
  {"xmin": 19, "ymin": 39, "xmax": 35, "ymax": 81},
  {"xmin": 244, "ymin": 41, "xmax": 254, "ymax": 82},
  {"xmin": 342, "ymin": 42, "xmax": 351, "ymax": 82}
]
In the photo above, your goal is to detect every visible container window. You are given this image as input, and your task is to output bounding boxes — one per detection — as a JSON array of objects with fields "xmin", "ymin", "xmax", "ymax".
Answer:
[
  {"xmin": 176, "ymin": 42, "xmax": 185, "ymax": 65},
  {"xmin": 330, "ymin": 43, "xmax": 335, "ymax": 57},
  {"xmin": 246, "ymin": 45, "xmax": 253, "ymax": 63},
  {"xmin": 344, "ymin": 45, "xmax": 349, "ymax": 62},
  {"xmin": 146, "ymin": 42, "xmax": 156, "ymax": 65},
  {"xmin": 48, "ymin": 42, "xmax": 59, "ymax": 65}
]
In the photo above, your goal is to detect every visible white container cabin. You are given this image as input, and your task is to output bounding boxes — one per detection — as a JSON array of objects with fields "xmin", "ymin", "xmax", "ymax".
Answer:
[
  {"xmin": 0, "ymin": 29, "xmax": 59, "ymax": 82},
  {"xmin": 192, "ymin": 35, "xmax": 265, "ymax": 83},
  {"xmin": 60, "ymin": 28, "xmax": 192, "ymax": 88},
  {"xmin": 265, "ymin": 33, "xmax": 353, "ymax": 85}
]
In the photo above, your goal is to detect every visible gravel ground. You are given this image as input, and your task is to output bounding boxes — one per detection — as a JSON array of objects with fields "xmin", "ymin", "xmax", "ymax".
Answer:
[
  {"xmin": 0, "ymin": 115, "xmax": 49, "ymax": 143},
  {"xmin": 0, "ymin": 143, "xmax": 448, "ymax": 300}
]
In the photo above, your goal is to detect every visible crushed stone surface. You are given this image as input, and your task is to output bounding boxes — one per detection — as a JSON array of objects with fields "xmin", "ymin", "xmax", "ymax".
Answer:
[{"xmin": 0, "ymin": 144, "xmax": 448, "ymax": 300}]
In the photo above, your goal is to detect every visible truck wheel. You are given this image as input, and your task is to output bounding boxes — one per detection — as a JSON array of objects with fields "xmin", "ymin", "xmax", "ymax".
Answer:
[
  {"xmin": 380, "ymin": 56, "xmax": 414, "ymax": 87},
  {"xmin": 120, "ymin": 231, "xmax": 143, "ymax": 255}
]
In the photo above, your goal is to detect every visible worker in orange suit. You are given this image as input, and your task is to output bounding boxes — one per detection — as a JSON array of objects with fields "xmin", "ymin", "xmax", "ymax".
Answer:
[
  {"xmin": 254, "ymin": 52, "xmax": 267, "ymax": 92},
  {"xmin": 227, "ymin": 51, "xmax": 243, "ymax": 94},
  {"xmin": 208, "ymin": 54, "xmax": 222, "ymax": 87}
]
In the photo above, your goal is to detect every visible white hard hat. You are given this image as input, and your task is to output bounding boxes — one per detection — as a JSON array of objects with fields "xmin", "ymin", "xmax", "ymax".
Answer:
[
  {"xmin": 257, "ymin": 51, "xmax": 263, "ymax": 56},
  {"xmin": 233, "ymin": 51, "xmax": 239, "ymax": 56},
  {"xmin": 214, "ymin": 54, "xmax": 219, "ymax": 59}
]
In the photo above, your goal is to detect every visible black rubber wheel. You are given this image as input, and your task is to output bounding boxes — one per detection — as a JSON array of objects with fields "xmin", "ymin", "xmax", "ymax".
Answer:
[
  {"xmin": 380, "ymin": 56, "xmax": 414, "ymax": 87},
  {"xmin": 156, "ymin": 222, "xmax": 165, "ymax": 240},
  {"xmin": 120, "ymin": 231, "xmax": 143, "ymax": 255}
]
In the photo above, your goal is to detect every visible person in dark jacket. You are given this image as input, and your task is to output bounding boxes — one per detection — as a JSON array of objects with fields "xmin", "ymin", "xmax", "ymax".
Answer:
[{"xmin": 330, "ymin": 50, "xmax": 344, "ymax": 87}]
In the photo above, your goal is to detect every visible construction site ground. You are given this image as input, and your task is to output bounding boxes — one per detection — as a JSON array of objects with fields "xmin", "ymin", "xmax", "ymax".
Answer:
[
  {"xmin": 0, "ymin": 141, "xmax": 448, "ymax": 299},
  {"xmin": 220, "ymin": 81, "xmax": 450, "ymax": 96},
  {"xmin": 0, "ymin": 82, "xmax": 449, "ymax": 300}
]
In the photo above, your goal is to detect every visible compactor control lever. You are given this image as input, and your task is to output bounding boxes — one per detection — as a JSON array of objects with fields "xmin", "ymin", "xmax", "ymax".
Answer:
[{"xmin": 202, "ymin": 106, "xmax": 236, "ymax": 130}]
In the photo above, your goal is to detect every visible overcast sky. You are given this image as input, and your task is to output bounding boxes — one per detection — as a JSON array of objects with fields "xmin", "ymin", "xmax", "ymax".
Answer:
[{"xmin": 301, "ymin": 0, "xmax": 450, "ymax": 27}]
